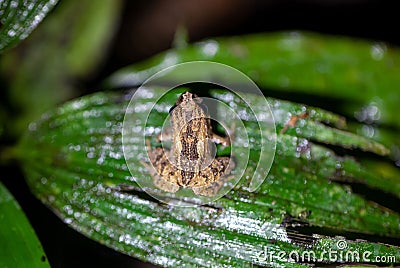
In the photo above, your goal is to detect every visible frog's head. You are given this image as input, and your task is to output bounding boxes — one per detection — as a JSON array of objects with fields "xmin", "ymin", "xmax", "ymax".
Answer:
[{"xmin": 176, "ymin": 91, "xmax": 199, "ymax": 105}]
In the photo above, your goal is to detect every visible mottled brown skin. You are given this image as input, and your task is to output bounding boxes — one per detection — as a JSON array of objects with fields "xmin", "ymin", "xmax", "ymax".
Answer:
[{"xmin": 146, "ymin": 92, "xmax": 234, "ymax": 196}]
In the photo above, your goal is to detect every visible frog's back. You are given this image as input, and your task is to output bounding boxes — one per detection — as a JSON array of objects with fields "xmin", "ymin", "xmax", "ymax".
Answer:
[{"xmin": 169, "ymin": 92, "xmax": 214, "ymax": 186}]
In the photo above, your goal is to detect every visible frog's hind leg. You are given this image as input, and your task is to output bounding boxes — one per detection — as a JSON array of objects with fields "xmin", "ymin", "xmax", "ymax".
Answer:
[
  {"xmin": 141, "ymin": 159, "xmax": 180, "ymax": 193},
  {"xmin": 192, "ymin": 179, "xmax": 225, "ymax": 197},
  {"xmin": 144, "ymin": 139, "xmax": 180, "ymax": 193},
  {"xmin": 192, "ymin": 156, "xmax": 235, "ymax": 197}
]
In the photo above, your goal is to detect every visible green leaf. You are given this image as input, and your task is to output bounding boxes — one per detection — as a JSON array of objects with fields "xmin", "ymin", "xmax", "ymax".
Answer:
[
  {"xmin": 107, "ymin": 32, "xmax": 400, "ymax": 149},
  {"xmin": 0, "ymin": 0, "xmax": 59, "ymax": 52},
  {"xmin": 0, "ymin": 0, "xmax": 122, "ymax": 138},
  {"xmin": 0, "ymin": 182, "xmax": 50, "ymax": 268},
  {"xmin": 17, "ymin": 88, "xmax": 400, "ymax": 267}
]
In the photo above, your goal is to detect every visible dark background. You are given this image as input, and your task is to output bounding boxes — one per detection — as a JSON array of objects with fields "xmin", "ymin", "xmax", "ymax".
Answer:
[
  {"xmin": 3, "ymin": 0, "xmax": 399, "ymax": 267},
  {"xmin": 102, "ymin": 0, "xmax": 399, "ymax": 78}
]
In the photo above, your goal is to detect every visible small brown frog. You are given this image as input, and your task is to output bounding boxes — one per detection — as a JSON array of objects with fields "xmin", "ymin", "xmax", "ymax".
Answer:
[{"xmin": 145, "ymin": 92, "xmax": 234, "ymax": 196}]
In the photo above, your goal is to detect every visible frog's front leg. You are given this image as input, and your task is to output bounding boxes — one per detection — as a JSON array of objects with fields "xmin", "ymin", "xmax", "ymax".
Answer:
[
  {"xmin": 157, "ymin": 128, "xmax": 173, "ymax": 142},
  {"xmin": 211, "ymin": 133, "xmax": 230, "ymax": 147},
  {"xmin": 211, "ymin": 122, "xmax": 235, "ymax": 147}
]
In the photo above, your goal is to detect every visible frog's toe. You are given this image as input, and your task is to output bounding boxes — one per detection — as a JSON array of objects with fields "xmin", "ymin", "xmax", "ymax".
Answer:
[
  {"xmin": 153, "ymin": 176, "xmax": 179, "ymax": 193},
  {"xmin": 192, "ymin": 179, "xmax": 224, "ymax": 197}
]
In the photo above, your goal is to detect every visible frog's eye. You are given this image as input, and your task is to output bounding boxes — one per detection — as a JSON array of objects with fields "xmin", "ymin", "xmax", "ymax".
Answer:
[
  {"xmin": 198, "ymin": 103, "xmax": 208, "ymax": 114},
  {"xmin": 193, "ymin": 95, "xmax": 203, "ymax": 104}
]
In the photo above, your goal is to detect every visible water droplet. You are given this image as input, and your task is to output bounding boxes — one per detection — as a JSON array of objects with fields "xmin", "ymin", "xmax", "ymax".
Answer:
[
  {"xmin": 370, "ymin": 43, "xmax": 386, "ymax": 61},
  {"xmin": 97, "ymin": 154, "xmax": 105, "ymax": 165},
  {"xmin": 10, "ymin": 1, "xmax": 18, "ymax": 8},
  {"xmin": 7, "ymin": 29, "xmax": 16, "ymax": 37},
  {"xmin": 280, "ymin": 32, "xmax": 303, "ymax": 49},
  {"xmin": 26, "ymin": 2, "xmax": 34, "ymax": 10},
  {"xmin": 104, "ymin": 136, "xmax": 113, "ymax": 144},
  {"xmin": 200, "ymin": 40, "xmax": 219, "ymax": 57},
  {"xmin": 63, "ymin": 205, "xmax": 73, "ymax": 215},
  {"xmin": 28, "ymin": 122, "xmax": 37, "ymax": 131},
  {"xmin": 361, "ymin": 125, "xmax": 375, "ymax": 138},
  {"xmin": 354, "ymin": 101, "xmax": 381, "ymax": 123}
]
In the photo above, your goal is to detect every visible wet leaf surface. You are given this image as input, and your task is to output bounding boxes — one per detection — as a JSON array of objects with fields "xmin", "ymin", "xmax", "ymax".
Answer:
[
  {"xmin": 107, "ymin": 32, "xmax": 400, "ymax": 153},
  {"xmin": 0, "ymin": 0, "xmax": 58, "ymax": 52},
  {"xmin": 17, "ymin": 88, "xmax": 400, "ymax": 267}
]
